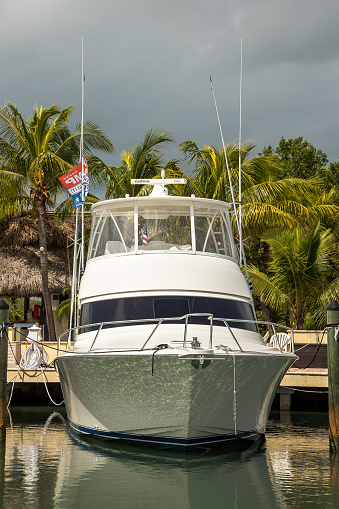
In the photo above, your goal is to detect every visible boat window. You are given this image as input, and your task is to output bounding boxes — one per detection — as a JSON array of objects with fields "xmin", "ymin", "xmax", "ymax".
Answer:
[
  {"xmin": 194, "ymin": 207, "xmax": 235, "ymax": 258},
  {"xmin": 88, "ymin": 211, "xmax": 134, "ymax": 259},
  {"xmin": 153, "ymin": 298, "xmax": 189, "ymax": 318},
  {"xmin": 137, "ymin": 204, "xmax": 192, "ymax": 251},
  {"xmin": 190, "ymin": 297, "xmax": 255, "ymax": 330},
  {"xmin": 80, "ymin": 296, "xmax": 256, "ymax": 333}
]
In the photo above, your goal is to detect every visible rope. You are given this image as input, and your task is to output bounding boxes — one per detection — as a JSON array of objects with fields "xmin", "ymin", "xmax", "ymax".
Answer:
[
  {"xmin": 20, "ymin": 342, "xmax": 49, "ymax": 369},
  {"xmin": 7, "ymin": 370, "xmax": 20, "ymax": 408},
  {"xmin": 294, "ymin": 329, "xmax": 326, "ymax": 369},
  {"xmin": 151, "ymin": 344, "xmax": 169, "ymax": 376},
  {"xmin": 216, "ymin": 345, "xmax": 237, "ymax": 434},
  {"xmin": 283, "ymin": 386, "xmax": 328, "ymax": 394},
  {"xmin": 294, "ymin": 327, "xmax": 327, "ymax": 352},
  {"xmin": 5, "ymin": 325, "xmax": 64, "ymax": 407},
  {"xmin": 40, "ymin": 368, "xmax": 64, "ymax": 406}
]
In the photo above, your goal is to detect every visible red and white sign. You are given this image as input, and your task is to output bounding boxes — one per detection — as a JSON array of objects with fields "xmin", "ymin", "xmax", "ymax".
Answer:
[{"xmin": 59, "ymin": 158, "xmax": 88, "ymax": 194}]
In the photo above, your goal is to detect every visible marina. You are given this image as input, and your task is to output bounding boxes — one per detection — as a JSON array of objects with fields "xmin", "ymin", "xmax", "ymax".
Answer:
[{"xmin": 0, "ymin": 1, "xmax": 339, "ymax": 507}]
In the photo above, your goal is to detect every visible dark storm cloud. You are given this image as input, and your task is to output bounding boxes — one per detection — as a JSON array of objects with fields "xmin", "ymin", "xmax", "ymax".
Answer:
[{"xmin": 1, "ymin": 0, "xmax": 339, "ymax": 167}]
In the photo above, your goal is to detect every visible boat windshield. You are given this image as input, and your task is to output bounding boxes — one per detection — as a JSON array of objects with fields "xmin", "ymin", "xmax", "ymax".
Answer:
[{"xmin": 88, "ymin": 200, "xmax": 237, "ymax": 260}]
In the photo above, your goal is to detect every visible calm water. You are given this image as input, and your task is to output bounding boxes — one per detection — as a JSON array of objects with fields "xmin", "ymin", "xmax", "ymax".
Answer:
[{"xmin": 1, "ymin": 407, "xmax": 337, "ymax": 509}]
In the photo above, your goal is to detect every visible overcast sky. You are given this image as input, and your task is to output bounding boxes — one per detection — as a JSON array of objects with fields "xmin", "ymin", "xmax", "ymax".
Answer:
[{"xmin": 1, "ymin": 0, "xmax": 339, "ymax": 173}]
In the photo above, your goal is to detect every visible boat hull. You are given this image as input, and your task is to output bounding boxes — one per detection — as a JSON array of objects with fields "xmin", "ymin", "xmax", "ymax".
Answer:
[{"xmin": 55, "ymin": 351, "xmax": 295, "ymax": 450}]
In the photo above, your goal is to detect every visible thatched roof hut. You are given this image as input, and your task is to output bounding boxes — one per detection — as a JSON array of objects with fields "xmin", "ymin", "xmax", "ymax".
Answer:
[
  {"xmin": 0, "ymin": 213, "xmax": 73, "ymax": 298},
  {"xmin": 0, "ymin": 247, "xmax": 71, "ymax": 298}
]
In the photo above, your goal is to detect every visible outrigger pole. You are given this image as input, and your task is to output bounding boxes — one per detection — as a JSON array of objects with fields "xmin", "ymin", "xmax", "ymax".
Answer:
[
  {"xmin": 210, "ymin": 76, "xmax": 240, "ymax": 233},
  {"xmin": 238, "ymin": 36, "xmax": 243, "ymax": 267},
  {"xmin": 80, "ymin": 35, "xmax": 85, "ymax": 275},
  {"xmin": 67, "ymin": 36, "xmax": 85, "ymax": 348},
  {"xmin": 236, "ymin": 36, "xmax": 251, "ymax": 290},
  {"xmin": 210, "ymin": 44, "xmax": 254, "ymax": 318},
  {"xmin": 209, "ymin": 76, "xmax": 245, "ymax": 263}
]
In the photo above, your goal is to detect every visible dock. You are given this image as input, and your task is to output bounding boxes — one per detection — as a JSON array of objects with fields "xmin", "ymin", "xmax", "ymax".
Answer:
[{"xmin": 7, "ymin": 337, "xmax": 65, "ymax": 404}]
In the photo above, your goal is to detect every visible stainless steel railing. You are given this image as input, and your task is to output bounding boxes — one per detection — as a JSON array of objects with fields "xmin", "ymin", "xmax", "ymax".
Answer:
[{"xmin": 57, "ymin": 314, "xmax": 294, "ymax": 356}]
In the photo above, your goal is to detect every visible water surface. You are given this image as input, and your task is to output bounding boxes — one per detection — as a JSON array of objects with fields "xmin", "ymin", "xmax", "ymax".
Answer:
[{"xmin": 1, "ymin": 408, "xmax": 336, "ymax": 509}]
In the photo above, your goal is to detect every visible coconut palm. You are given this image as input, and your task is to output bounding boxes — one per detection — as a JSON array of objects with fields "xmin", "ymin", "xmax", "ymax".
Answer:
[
  {"xmin": 248, "ymin": 223, "xmax": 339, "ymax": 329},
  {"xmin": 90, "ymin": 126, "xmax": 175, "ymax": 199},
  {"xmin": 0, "ymin": 102, "xmax": 114, "ymax": 341},
  {"xmin": 178, "ymin": 140, "xmax": 331, "ymax": 231},
  {"xmin": 177, "ymin": 140, "xmax": 339, "ymax": 326}
]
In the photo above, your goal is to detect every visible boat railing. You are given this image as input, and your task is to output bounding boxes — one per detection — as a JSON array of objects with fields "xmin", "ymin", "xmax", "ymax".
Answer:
[{"xmin": 57, "ymin": 315, "xmax": 294, "ymax": 356}]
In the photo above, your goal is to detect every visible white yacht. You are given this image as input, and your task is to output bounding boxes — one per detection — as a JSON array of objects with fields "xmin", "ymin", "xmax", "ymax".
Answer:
[{"xmin": 55, "ymin": 180, "xmax": 296, "ymax": 450}]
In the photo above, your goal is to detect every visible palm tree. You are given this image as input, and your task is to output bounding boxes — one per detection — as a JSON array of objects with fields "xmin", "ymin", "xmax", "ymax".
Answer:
[
  {"xmin": 178, "ymin": 140, "xmax": 275, "ymax": 200},
  {"xmin": 177, "ymin": 140, "xmax": 339, "ymax": 326},
  {"xmin": 0, "ymin": 102, "xmax": 114, "ymax": 341},
  {"xmin": 90, "ymin": 126, "xmax": 175, "ymax": 199},
  {"xmin": 248, "ymin": 223, "xmax": 339, "ymax": 329},
  {"xmin": 178, "ymin": 140, "xmax": 329, "ymax": 230}
]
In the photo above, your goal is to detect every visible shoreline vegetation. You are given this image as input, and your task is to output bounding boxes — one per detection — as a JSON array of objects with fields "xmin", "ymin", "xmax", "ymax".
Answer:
[{"xmin": 0, "ymin": 102, "xmax": 338, "ymax": 338}]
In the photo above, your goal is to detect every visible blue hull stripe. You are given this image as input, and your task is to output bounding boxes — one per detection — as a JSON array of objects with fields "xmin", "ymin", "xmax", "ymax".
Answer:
[{"xmin": 69, "ymin": 420, "xmax": 259, "ymax": 449}]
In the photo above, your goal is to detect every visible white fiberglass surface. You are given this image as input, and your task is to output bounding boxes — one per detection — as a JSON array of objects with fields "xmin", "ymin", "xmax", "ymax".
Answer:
[
  {"xmin": 88, "ymin": 198, "xmax": 237, "ymax": 260},
  {"xmin": 73, "ymin": 323, "xmax": 270, "ymax": 353}
]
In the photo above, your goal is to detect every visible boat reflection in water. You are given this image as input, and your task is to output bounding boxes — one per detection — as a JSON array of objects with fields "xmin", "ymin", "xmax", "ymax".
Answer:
[
  {"xmin": 66, "ymin": 432, "xmax": 275, "ymax": 509},
  {"xmin": 2, "ymin": 409, "xmax": 334, "ymax": 509}
]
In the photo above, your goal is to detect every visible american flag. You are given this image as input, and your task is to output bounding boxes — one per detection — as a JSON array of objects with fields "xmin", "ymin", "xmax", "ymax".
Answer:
[{"xmin": 142, "ymin": 223, "xmax": 148, "ymax": 246}]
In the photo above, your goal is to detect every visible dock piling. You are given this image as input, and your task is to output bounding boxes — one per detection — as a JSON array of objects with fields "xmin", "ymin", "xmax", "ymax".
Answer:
[
  {"xmin": 0, "ymin": 298, "xmax": 9, "ymax": 438},
  {"xmin": 327, "ymin": 300, "xmax": 339, "ymax": 454}
]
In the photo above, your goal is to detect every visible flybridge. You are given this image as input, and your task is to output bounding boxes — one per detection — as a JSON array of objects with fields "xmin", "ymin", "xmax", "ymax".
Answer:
[{"xmin": 88, "ymin": 196, "xmax": 237, "ymax": 259}]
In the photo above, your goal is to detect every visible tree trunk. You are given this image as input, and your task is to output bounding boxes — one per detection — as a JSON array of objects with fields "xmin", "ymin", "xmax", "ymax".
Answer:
[
  {"xmin": 291, "ymin": 303, "xmax": 306, "ymax": 330},
  {"xmin": 37, "ymin": 200, "xmax": 56, "ymax": 342},
  {"xmin": 23, "ymin": 297, "xmax": 29, "ymax": 321},
  {"xmin": 285, "ymin": 310, "xmax": 291, "ymax": 328}
]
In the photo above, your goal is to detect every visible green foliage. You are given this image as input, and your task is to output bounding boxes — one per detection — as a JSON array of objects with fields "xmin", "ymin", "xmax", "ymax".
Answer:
[
  {"xmin": 56, "ymin": 299, "xmax": 71, "ymax": 322},
  {"xmin": 89, "ymin": 127, "xmax": 174, "ymax": 199},
  {"xmin": 9, "ymin": 298, "xmax": 24, "ymax": 322},
  {"xmin": 0, "ymin": 101, "xmax": 114, "ymax": 341},
  {"xmin": 8, "ymin": 297, "xmax": 41, "ymax": 322},
  {"xmin": 317, "ymin": 161, "xmax": 339, "ymax": 192},
  {"xmin": 248, "ymin": 223, "xmax": 339, "ymax": 329},
  {"xmin": 0, "ymin": 101, "xmax": 115, "ymax": 216},
  {"xmin": 262, "ymin": 136, "xmax": 328, "ymax": 183}
]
